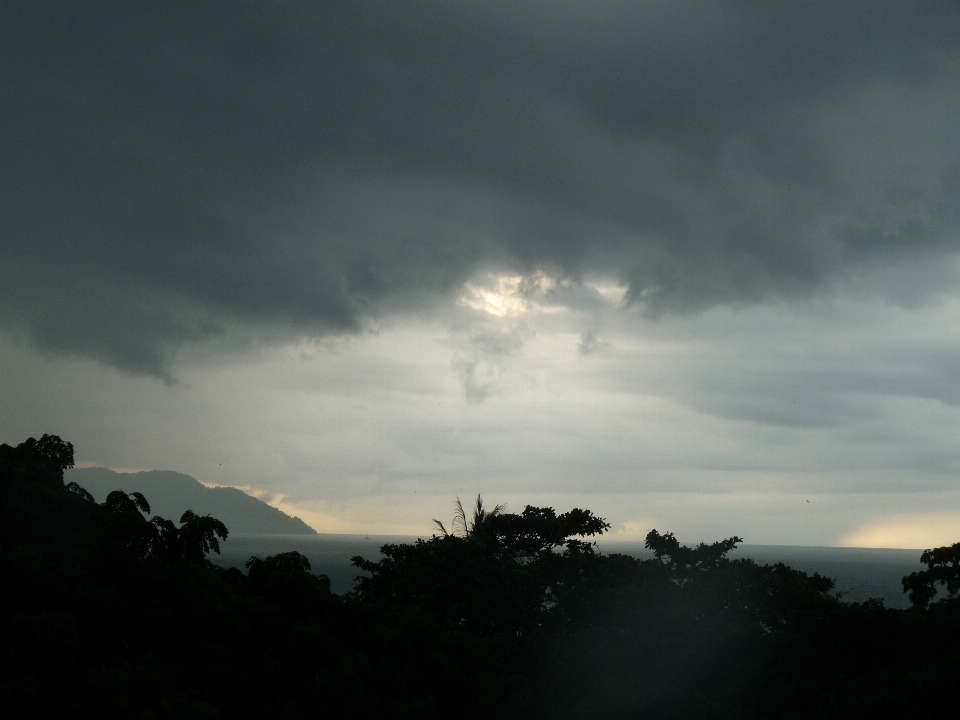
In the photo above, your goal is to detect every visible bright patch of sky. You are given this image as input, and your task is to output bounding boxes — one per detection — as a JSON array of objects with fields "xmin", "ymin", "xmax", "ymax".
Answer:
[{"xmin": 6, "ymin": 268, "xmax": 960, "ymax": 547}]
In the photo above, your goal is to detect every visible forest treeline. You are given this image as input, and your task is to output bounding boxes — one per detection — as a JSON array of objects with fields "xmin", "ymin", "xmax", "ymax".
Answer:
[{"xmin": 2, "ymin": 435, "xmax": 960, "ymax": 719}]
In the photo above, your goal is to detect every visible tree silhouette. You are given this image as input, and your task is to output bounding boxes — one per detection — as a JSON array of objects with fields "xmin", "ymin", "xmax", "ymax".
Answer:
[
  {"xmin": 0, "ymin": 433, "xmax": 74, "ymax": 472},
  {"xmin": 1, "ymin": 435, "xmax": 93, "ymax": 560},
  {"xmin": 645, "ymin": 529, "xmax": 744, "ymax": 586},
  {"xmin": 152, "ymin": 509, "xmax": 229, "ymax": 563},
  {"xmin": 484, "ymin": 505, "xmax": 610, "ymax": 559},
  {"xmin": 64, "ymin": 481, "xmax": 95, "ymax": 503},
  {"xmin": 902, "ymin": 542, "xmax": 960, "ymax": 607},
  {"xmin": 246, "ymin": 551, "xmax": 331, "ymax": 611},
  {"xmin": 356, "ymin": 498, "xmax": 611, "ymax": 632},
  {"xmin": 10, "ymin": 433, "xmax": 960, "ymax": 719},
  {"xmin": 433, "ymin": 494, "xmax": 505, "ymax": 537},
  {"xmin": 98, "ymin": 489, "xmax": 157, "ymax": 561}
]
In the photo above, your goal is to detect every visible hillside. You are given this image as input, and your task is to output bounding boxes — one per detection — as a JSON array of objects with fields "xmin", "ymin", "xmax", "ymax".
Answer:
[{"xmin": 70, "ymin": 467, "xmax": 316, "ymax": 535}]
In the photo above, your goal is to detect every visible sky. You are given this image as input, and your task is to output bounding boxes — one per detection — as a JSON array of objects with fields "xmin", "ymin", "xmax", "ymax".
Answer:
[{"xmin": 4, "ymin": 1, "xmax": 960, "ymax": 547}]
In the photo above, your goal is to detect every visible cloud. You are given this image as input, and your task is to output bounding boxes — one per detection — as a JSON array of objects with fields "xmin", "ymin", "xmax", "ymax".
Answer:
[
  {"xmin": 616, "ymin": 518, "xmax": 659, "ymax": 539},
  {"xmin": 6, "ymin": 301, "xmax": 960, "ymax": 546},
  {"xmin": 4, "ymin": 2, "xmax": 960, "ymax": 376},
  {"xmin": 578, "ymin": 330, "xmax": 612, "ymax": 357},
  {"xmin": 451, "ymin": 325, "xmax": 533, "ymax": 402}
]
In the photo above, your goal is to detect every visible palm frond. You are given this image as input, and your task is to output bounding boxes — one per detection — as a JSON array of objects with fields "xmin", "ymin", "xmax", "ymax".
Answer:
[
  {"xmin": 439, "ymin": 495, "xmax": 505, "ymax": 537},
  {"xmin": 452, "ymin": 497, "xmax": 469, "ymax": 536},
  {"xmin": 469, "ymin": 494, "xmax": 505, "ymax": 534}
]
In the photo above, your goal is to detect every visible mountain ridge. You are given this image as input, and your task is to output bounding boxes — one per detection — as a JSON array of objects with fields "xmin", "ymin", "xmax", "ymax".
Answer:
[{"xmin": 70, "ymin": 467, "xmax": 317, "ymax": 535}]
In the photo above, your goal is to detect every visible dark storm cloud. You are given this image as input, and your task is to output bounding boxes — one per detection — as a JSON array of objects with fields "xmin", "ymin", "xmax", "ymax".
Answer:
[{"xmin": 4, "ymin": 1, "xmax": 960, "ymax": 374}]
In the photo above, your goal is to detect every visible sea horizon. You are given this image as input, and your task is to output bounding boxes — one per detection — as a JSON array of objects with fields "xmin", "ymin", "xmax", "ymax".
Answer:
[{"xmin": 211, "ymin": 533, "xmax": 930, "ymax": 608}]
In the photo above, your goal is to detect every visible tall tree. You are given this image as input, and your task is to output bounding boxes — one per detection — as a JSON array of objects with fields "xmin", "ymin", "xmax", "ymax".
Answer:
[{"xmin": 902, "ymin": 542, "xmax": 960, "ymax": 607}]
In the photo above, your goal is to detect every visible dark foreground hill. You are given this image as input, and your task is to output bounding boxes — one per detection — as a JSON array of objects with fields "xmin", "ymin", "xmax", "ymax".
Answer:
[
  {"xmin": 70, "ymin": 466, "xmax": 316, "ymax": 535},
  {"xmin": 6, "ymin": 435, "xmax": 960, "ymax": 719}
]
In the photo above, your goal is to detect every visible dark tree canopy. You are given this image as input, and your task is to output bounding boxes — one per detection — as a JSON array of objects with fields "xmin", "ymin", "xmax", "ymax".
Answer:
[
  {"xmin": 353, "ymin": 497, "xmax": 614, "ymax": 633},
  {"xmin": 4, "ymin": 435, "xmax": 960, "ymax": 719},
  {"xmin": 246, "ymin": 551, "xmax": 332, "ymax": 611},
  {"xmin": 0, "ymin": 434, "xmax": 75, "ymax": 472},
  {"xmin": 152, "ymin": 509, "xmax": 229, "ymax": 563},
  {"xmin": 902, "ymin": 542, "xmax": 960, "ymax": 607}
]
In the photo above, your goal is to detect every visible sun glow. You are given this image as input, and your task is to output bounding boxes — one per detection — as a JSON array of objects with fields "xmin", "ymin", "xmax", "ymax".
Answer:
[
  {"xmin": 840, "ymin": 513, "xmax": 960, "ymax": 549},
  {"xmin": 460, "ymin": 271, "xmax": 559, "ymax": 317}
]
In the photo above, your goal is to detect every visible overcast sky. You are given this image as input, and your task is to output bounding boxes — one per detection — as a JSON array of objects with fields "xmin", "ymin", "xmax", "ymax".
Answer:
[{"xmin": 5, "ymin": 1, "xmax": 960, "ymax": 547}]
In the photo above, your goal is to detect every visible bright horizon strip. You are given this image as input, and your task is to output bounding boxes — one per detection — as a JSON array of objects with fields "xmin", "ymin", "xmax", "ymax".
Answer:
[{"xmin": 840, "ymin": 513, "xmax": 960, "ymax": 550}]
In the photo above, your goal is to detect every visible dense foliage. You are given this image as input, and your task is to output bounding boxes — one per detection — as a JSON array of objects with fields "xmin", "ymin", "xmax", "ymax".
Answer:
[{"xmin": 2, "ymin": 436, "xmax": 959, "ymax": 718}]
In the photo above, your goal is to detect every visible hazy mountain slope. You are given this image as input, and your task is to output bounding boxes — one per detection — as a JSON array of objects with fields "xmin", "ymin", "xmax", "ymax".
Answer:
[{"xmin": 70, "ymin": 467, "xmax": 316, "ymax": 535}]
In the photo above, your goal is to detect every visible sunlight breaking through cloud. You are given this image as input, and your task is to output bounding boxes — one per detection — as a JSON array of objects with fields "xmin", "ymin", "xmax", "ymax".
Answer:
[{"xmin": 460, "ymin": 271, "xmax": 561, "ymax": 317}]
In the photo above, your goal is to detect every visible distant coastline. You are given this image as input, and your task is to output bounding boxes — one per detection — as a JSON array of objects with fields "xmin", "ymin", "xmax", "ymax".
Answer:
[{"xmin": 70, "ymin": 467, "xmax": 317, "ymax": 535}]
